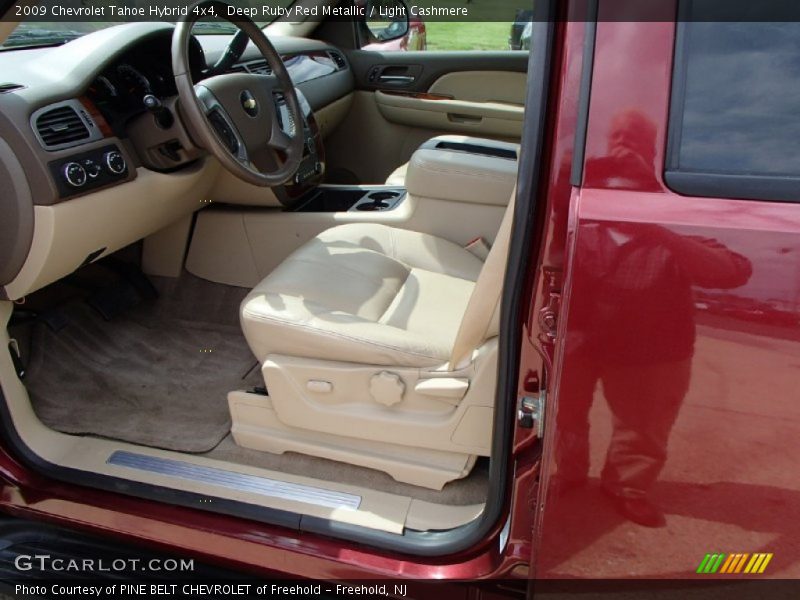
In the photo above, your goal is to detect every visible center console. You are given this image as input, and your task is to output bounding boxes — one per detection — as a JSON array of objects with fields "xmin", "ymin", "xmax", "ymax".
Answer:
[
  {"xmin": 186, "ymin": 135, "xmax": 519, "ymax": 290},
  {"xmin": 284, "ymin": 135, "xmax": 516, "ymax": 216},
  {"xmin": 291, "ymin": 186, "xmax": 406, "ymax": 212},
  {"xmin": 404, "ymin": 135, "xmax": 518, "ymax": 206}
]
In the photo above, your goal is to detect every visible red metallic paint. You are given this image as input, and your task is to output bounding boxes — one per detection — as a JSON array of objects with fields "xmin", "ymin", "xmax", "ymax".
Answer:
[
  {"xmin": 535, "ymin": 16, "xmax": 800, "ymax": 578},
  {"xmin": 505, "ymin": 14, "xmax": 586, "ymax": 577}
]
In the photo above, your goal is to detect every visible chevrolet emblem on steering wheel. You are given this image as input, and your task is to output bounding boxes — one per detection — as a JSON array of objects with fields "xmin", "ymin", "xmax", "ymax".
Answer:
[{"xmin": 240, "ymin": 90, "xmax": 258, "ymax": 116}]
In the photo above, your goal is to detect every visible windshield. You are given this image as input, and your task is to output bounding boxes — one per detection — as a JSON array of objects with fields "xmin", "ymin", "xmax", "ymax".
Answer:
[{"xmin": 0, "ymin": 1, "xmax": 295, "ymax": 49}]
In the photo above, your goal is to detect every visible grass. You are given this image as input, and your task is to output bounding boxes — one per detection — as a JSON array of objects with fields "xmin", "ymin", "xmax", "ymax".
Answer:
[
  {"xmin": 424, "ymin": 21, "xmax": 513, "ymax": 51},
  {"xmin": 411, "ymin": 0, "xmax": 529, "ymax": 51}
]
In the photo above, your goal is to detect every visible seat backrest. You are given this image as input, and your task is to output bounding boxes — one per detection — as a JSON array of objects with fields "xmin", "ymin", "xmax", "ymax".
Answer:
[{"xmin": 448, "ymin": 189, "xmax": 517, "ymax": 370}]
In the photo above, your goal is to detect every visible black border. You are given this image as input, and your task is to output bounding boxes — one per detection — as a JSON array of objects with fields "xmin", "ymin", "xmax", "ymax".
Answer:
[
  {"xmin": 569, "ymin": 0, "xmax": 598, "ymax": 187},
  {"xmin": 664, "ymin": 1, "xmax": 800, "ymax": 203},
  {"xmin": 0, "ymin": 0, "xmax": 557, "ymax": 560}
]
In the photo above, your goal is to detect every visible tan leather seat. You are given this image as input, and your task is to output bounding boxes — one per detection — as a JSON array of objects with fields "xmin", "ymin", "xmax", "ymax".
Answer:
[
  {"xmin": 235, "ymin": 149, "xmax": 516, "ymax": 489},
  {"xmin": 241, "ymin": 223, "xmax": 484, "ymax": 368}
]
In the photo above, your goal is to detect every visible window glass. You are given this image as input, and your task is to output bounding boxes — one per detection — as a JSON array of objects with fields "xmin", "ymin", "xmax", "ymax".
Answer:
[
  {"xmin": 425, "ymin": 20, "xmax": 528, "ymax": 51},
  {"xmin": 360, "ymin": 3, "xmax": 533, "ymax": 52},
  {"xmin": 670, "ymin": 21, "xmax": 800, "ymax": 178}
]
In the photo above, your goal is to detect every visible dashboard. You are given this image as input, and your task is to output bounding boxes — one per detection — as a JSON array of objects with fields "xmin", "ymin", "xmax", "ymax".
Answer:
[
  {"xmin": 85, "ymin": 34, "xmax": 348, "ymax": 144},
  {"xmin": 0, "ymin": 24, "xmax": 353, "ymax": 204},
  {"xmin": 0, "ymin": 22, "xmax": 355, "ymax": 299},
  {"xmin": 86, "ymin": 34, "xmax": 205, "ymax": 135}
]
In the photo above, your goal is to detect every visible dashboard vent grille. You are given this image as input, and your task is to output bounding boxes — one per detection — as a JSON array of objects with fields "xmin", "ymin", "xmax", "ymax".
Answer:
[
  {"xmin": 246, "ymin": 60, "xmax": 272, "ymax": 75},
  {"xmin": 232, "ymin": 59, "xmax": 272, "ymax": 76},
  {"xmin": 35, "ymin": 105, "xmax": 90, "ymax": 147},
  {"xmin": 0, "ymin": 83, "xmax": 24, "ymax": 94},
  {"xmin": 328, "ymin": 51, "xmax": 347, "ymax": 70}
]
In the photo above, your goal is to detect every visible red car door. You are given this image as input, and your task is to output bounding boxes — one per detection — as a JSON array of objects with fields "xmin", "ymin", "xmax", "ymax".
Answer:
[{"xmin": 534, "ymin": 5, "xmax": 800, "ymax": 580}]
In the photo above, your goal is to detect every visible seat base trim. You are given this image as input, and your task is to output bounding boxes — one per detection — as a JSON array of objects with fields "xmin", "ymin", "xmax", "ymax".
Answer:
[{"xmin": 228, "ymin": 391, "xmax": 476, "ymax": 491}]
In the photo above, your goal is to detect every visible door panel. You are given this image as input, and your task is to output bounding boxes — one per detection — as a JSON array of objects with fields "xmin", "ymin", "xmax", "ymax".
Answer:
[
  {"xmin": 428, "ymin": 70, "xmax": 527, "ymax": 104},
  {"xmin": 325, "ymin": 51, "xmax": 528, "ymax": 184},
  {"xmin": 348, "ymin": 50, "xmax": 529, "ymax": 92},
  {"xmin": 374, "ymin": 89, "xmax": 523, "ymax": 138}
]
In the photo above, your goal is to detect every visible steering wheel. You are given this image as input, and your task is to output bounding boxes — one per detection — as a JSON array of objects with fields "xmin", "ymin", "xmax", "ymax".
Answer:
[{"xmin": 172, "ymin": 0, "xmax": 304, "ymax": 186}]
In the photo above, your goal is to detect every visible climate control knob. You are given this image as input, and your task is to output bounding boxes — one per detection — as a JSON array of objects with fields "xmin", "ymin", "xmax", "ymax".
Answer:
[
  {"xmin": 62, "ymin": 162, "xmax": 87, "ymax": 188},
  {"xmin": 104, "ymin": 150, "xmax": 127, "ymax": 175},
  {"xmin": 82, "ymin": 158, "xmax": 102, "ymax": 179}
]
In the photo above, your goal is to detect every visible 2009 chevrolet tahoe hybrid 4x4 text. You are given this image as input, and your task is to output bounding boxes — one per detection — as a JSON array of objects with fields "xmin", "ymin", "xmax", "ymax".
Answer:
[{"xmin": 0, "ymin": 0, "xmax": 798, "ymax": 593}]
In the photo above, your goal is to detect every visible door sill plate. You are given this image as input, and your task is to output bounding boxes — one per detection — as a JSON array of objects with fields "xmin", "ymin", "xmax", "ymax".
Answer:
[{"xmin": 107, "ymin": 451, "xmax": 362, "ymax": 510}]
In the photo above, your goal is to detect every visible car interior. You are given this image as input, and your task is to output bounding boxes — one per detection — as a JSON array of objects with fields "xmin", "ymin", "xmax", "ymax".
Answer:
[{"xmin": 0, "ymin": 2, "xmax": 531, "ymax": 545}]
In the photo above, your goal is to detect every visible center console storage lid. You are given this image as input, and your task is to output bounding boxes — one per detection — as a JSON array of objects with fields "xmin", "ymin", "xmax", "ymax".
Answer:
[{"xmin": 405, "ymin": 135, "xmax": 518, "ymax": 206}]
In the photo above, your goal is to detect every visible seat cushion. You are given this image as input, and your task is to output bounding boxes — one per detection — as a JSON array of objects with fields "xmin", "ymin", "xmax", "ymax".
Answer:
[
  {"xmin": 241, "ymin": 223, "xmax": 484, "ymax": 367},
  {"xmin": 385, "ymin": 162, "xmax": 408, "ymax": 187}
]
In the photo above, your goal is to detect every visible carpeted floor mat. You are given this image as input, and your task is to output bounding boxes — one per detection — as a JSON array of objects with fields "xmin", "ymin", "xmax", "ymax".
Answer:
[{"xmin": 25, "ymin": 297, "xmax": 259, "ymax": 453}]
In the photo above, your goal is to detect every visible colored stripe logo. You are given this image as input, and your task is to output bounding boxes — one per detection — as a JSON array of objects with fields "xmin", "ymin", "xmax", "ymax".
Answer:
[{"xmin": 696, "ymin": 553, "xmax": 773, "ymax": 574}]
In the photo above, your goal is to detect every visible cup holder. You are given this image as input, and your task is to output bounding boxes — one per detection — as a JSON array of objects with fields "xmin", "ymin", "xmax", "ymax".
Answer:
[
  {"xmin": 367, "ymin": 191, "xmax": 400, "ymax": 202},
  {"xmin": 348, "ymin": 188, "xmax": 405, "ymax": 212},
  {"xmin": 356, "ymin": 200, "xmax": 391, "ymax": 211}
]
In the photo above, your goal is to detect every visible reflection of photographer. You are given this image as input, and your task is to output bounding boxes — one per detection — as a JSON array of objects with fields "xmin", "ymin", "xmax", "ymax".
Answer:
[{"xmin": 555, "ymin": 110, "xmax": 753, "ymax": 528}]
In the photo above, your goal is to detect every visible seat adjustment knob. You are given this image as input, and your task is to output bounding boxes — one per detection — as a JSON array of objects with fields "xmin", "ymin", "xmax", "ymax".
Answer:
[{"xmin": 370, "ymin": 371, "xmax": 405, "ymax": 407}]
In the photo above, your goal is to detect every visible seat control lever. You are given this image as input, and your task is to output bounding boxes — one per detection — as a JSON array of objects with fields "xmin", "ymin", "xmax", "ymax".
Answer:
[{"xmin": 415, "ymin": 377, "xmax": 469, "ymax": 404}]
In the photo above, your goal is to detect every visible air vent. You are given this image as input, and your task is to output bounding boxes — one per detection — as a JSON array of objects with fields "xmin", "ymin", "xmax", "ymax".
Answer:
[
  {"xmin": 30, "ymin": 99, "xmax": 103, "ymax": 150},
  {"xmin": 245, "ymin": 60, "xmax": 272, "ymax": 75},
  {"xmin": 36, "ymin": 106, "xmax": 90, "ymax": 147},
  {"xmin": 0, "ymin": 83, "xmax": 24, "ymax": 94},
  {"xmin": 328, "ymin": 51, "xmax": 347, "ymax": 70},
  {"xmin": 230, "ymin": 59, "xmax": 273, "ymax": 76}
]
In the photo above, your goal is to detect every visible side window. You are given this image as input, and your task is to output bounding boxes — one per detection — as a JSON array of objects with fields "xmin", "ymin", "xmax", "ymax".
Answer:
[
  {"xmin": 666, "ymin": 17, "xmax": 800, "ymax": 201},
  {"xmin": 358, "ymin": 1, "xmax": 533, "ymax": 52}
]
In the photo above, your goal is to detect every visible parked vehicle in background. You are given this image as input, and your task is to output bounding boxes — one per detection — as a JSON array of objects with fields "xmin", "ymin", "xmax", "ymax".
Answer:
[
  {"xmin": 361, "ymin": 15, "xmax": 426, "ymax": 51},
  {"xmin": 519, "ymin": 21, "xmax": 532, "ymax": 50},
  {"xmin": 509, "ymin": 9, "xmax": 533, "ymax": 49}
]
